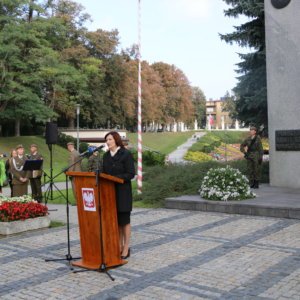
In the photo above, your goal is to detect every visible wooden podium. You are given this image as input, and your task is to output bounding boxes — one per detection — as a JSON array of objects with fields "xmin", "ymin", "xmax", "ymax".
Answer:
[{"xmin": 66, "ymin": 171, "xmax": 125, "ymax": 270}]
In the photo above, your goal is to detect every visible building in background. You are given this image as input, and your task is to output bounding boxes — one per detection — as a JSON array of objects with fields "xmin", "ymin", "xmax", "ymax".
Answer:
[{"xmin": 206, "ymin": 99, "xmax": 238, "ymax": 130}]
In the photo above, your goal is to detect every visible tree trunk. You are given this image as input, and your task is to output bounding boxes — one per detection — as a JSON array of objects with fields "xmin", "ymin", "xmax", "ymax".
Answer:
[
  {"xmin": 15, "ymin": 119, "xmax": 20, "ymax": 136},
  {"xmin": 68, "ymin": 118, "xmax": 75, "ymax": 128}
]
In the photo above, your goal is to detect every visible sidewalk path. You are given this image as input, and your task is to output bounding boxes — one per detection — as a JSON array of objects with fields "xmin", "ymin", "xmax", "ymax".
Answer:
[
  {"xmin": 167, "ymin": 132, "xmax": 206, "ymax": 164},
  {"xmin": 1, "ymin": 206, "xmax": 300, "ymax": 299}
]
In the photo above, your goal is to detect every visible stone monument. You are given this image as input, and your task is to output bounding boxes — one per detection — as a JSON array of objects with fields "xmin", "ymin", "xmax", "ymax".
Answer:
[{"xmin": 265, "ymin": 0, "xmax": 300, "ymax": 188}]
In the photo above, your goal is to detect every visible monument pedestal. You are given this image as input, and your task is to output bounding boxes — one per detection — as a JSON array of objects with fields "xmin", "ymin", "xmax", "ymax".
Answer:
[{"xmin": 265, "ymin": 0, "xmax": 300, "ymax": 188}]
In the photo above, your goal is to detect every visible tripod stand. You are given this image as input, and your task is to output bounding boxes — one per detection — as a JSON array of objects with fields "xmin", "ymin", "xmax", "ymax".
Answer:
[
  {"xmin": 43, "ymin": 144, "xmax": 66, "ymax": 206},
  {"xmin": 44, "ymin": 152, "xmax": 87, "ymax": 268}
]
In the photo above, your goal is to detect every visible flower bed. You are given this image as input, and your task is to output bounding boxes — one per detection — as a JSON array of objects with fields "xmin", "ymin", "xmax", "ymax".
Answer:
[
  {"xmin": 0, "ymin": 194, "xmax": 34, "ymax": 205},
  {"xmin": 199, "ymin": 166, "xmax": 255, "ymax": 201},
  {"xmin": 0, "ymin": 195, "xmax": 50, "ymax": 235},
  {"xmin": 184, "ymin": 151, "xmax": 213, "ymax": 162},
  {"xmin": 0, "ymin": 201, "xmax": 48, "ymax": 222}
]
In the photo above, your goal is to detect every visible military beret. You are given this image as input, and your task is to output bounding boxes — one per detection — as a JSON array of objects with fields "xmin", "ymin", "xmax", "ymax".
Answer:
[
  {"xmin": 250, "ymin": 126, "xmax": 257, "ymax": 131},
  {"xmin": 16, "ymin": 144, "xmax": 24, "ymax": 149},
  {"xmin": 67, "ymin": 142, "xmax": 74, "ymax": 146},
  {"xmin": 30, "ymin": 144, "xmax": 38, "ymax": 148}
]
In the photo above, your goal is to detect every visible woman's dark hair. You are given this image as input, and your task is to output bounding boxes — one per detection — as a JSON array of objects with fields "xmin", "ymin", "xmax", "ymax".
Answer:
[{"xmin": 104, "ymin": 131, "xmax": 124, "ymax": 148}]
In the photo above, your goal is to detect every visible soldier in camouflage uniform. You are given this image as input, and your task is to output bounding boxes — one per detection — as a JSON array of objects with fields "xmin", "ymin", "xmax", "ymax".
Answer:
[
  {"xmin": 240, "ymin": 126, "xmax": 264, "ymax": 188},
  {"xmin": 88, "ymin": 151, "xmax": 102, "ymax": 172}
]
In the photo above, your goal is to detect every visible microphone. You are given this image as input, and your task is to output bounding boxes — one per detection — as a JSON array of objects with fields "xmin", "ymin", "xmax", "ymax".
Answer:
[{"xmin": 79, "ymin": 145, "xmax": 105, "ymax": 157}]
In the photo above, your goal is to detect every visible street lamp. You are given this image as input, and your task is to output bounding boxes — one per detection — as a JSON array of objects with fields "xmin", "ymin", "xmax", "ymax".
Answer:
[{"xmin": 76, "ymin": 104, "xmax": 80, "ymax": 151}]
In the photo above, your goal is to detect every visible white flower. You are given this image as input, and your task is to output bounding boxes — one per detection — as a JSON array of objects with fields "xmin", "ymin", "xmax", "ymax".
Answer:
[{"xmin": 199, "ymin": 166, "xmax": 255, "ymax": 201}]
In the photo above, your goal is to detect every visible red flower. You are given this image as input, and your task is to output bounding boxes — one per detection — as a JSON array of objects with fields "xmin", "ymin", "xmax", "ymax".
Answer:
[{"xmin": 0, "ymin": 202, "xmax": 48, "ymax": 222}]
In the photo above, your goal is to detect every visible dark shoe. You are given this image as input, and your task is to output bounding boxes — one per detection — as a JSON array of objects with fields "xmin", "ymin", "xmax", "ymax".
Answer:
[
  {"xmin": 253, "ymin": 180, "xmax": 259, "ymax": 189},
  {"xmin": 121, "ymin": 248, "xmax": 130, "ymax": 260},
  {"xmin": 250, "ymin": 181, "xmax": 255, "ymax": 188}
]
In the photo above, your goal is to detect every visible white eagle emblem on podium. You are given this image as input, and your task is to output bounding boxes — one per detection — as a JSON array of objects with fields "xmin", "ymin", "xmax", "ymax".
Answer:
[{"xmin": 82, "ymin": 188, "xmax": 96, "ymax": 211}]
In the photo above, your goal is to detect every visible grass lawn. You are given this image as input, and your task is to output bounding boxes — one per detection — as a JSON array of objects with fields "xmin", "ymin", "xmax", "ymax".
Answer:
[
  {"xmin": 127, "ymin": 131, "xmax": 195, "ymax": 154},
  {"xmin": 49, "ymin": 220, "xmax": 65, "ymax": 228}
]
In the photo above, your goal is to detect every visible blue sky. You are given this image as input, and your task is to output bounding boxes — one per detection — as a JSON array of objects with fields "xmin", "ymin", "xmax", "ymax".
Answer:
[{"xmin": 74, "ymin": 0, "xmax": 249, "ymax": 100}]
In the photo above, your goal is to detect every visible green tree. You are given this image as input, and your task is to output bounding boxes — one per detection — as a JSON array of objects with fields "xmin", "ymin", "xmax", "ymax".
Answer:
[
  {"xmin": 220, "ymin": 0, "xmax": 267, "ymax": 128},
  {"xmin": 221, "ymin": 91, "xmax": 237, "ymax": 117},
  {"xmin": 0, "ymin": 1, "xmax": 57, "ymax": 136},
  {"xmin": 85, "ymin": 29, "xmax": 121, "ymax": 128},
  {"xmin": 192, "ymin": 87, "xmax": 206, "ymax": 128},
  {"xmin": 43, "ymin": 0, "xmax": 93, "ymax": 128}
]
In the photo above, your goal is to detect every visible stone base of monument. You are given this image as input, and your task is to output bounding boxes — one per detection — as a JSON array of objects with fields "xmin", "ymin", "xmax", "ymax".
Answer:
[
  {"xmin": 165, "ymin": 185, "xmax": 300, "ymax": 219},
  {"xmin": 0, "ymin": 216, "xmax": 51, "ymax": 235}
]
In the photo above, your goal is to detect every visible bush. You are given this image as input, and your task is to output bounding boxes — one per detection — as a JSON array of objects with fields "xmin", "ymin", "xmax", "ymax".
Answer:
[
  {"xmin": 131, "ymin": 149, "xmax": 166, "ymax": 166},
  {"xmin": 144, "ymin": 150, "xmax": 166, "ymax": 166},
  {"xmin": 189, "ymin": 132, "xmax": 221, "ymax": 153},
  {"xmin": 199, "ymin": 166, "xmax": 255, "ymax": 201},
  {"xmin": 79, "ymin": 142, "xmax": 89, "ymax": 154},
  {"xmin": 210, "ymin": 131, "xmax": 248, "ymax": 144},
  {"xmin": 134, "ymin": 161, "xmax": 219, "ymax": 206},
  {"xmin": 57, "ymin": 133, "xmax": 76, "ymax": 148},
  {"xmin": 184, "ymin": 151, "xmax": 212, "ymax": 162},
  {"xmin": 134, "ymin": 160, "xmax": 269, "ymax": 206}
]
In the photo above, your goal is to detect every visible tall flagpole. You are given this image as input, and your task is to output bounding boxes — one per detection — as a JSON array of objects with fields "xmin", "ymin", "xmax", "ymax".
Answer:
[{"xmin": 137, "ymin": 0, "xmax": 142, "ymax": 194}]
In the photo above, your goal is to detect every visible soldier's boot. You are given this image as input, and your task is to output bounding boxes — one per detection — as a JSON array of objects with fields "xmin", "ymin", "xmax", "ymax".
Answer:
[
  {"xmin": 253, "ymin": 180, "xmax": 259, "ymax": 189},
  {"xmin": 250, "ymin": 180, "xmax": 255, "ymax": 188}
]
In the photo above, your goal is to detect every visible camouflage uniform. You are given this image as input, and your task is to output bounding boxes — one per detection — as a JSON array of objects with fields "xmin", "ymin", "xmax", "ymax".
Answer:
[
  {"xmin": 240, "ymin": 134, "xmax": 264, "ymax": 188},
  {"xmin": 88, "ymin": 152, "xmax": 102, "ymax": 172}
]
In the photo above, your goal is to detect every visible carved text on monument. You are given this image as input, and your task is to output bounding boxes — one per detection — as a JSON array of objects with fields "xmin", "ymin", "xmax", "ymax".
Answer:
[{"xmin": 275, "ymin": 130, "xmax": 300, "ymax": 151}]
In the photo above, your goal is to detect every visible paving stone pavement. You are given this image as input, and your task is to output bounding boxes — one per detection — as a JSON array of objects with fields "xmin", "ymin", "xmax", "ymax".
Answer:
[{"xmin": 1, "ymin": 205, "xmax": 300, "ymax": 299}]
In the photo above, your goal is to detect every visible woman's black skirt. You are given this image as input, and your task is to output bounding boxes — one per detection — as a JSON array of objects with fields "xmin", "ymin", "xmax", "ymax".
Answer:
[{"xmin": 117, "ymin": 212, "xmax": 131, "ymax": 226}]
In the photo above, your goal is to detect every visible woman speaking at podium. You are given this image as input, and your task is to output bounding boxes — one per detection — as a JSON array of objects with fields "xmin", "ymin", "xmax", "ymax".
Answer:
[{"xmin": 103, "ymin": 131, "xmax": 135, "ymax": 260}]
